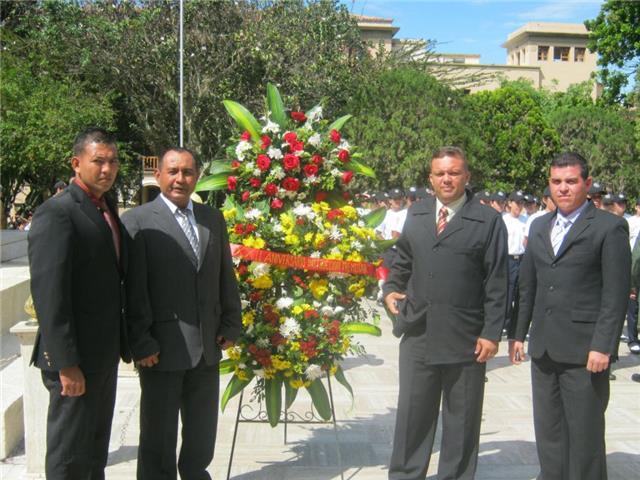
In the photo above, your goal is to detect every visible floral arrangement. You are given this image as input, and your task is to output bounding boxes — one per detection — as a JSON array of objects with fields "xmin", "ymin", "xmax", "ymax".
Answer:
[{"xmin": 196, "ymin": 84, "xmax": 391, "ymax": 426}]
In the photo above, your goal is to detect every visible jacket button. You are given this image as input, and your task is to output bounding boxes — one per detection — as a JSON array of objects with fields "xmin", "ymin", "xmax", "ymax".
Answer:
[
  {"xmin": 549, "ymin": 286, "xmax": 554, "ymax": 291},
  {"xmin": 551, "ymin": 263, "xmax": 557, "ymax": 268},
  {"xmin": 546, "ymin": 308, "xmax": 552, "ymax": 315},
  {"xmin": 428, "ymin": 272, "xmax": 434, "ymax": 278},
  {"xmin": 433, "ymin": 246, "xmax": 439, "ymax": 252}
]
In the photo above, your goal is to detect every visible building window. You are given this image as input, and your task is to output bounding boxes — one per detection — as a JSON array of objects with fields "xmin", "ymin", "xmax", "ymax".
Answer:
[
  {"xmin": 538, "ymin": 46, "xmax": 549, "ymax": 61},
  {"xmin": 554, "ymin": 46, "xmax": 570, "ymax": 62},
  {"xmin": 574, "ymin": 47, "xmax": 585, "ymax": 62}
]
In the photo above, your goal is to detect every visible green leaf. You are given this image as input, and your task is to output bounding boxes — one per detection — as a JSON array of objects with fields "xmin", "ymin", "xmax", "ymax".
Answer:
[
  {"xmin": 284, "ymin": 379, "xmax": 298, "ymax": 409},
  {"xmin": 306, "ymin": 378, "xmax": 331, "ymax": 421},
  {"xmin": 266, "ymin": 83, "xmax": 287, "ymax": 128},
  {"xmin": 209, "ymin": 160, "xmax": 233, "ymax": 175},
  {"xmin": 305, "ymin": 104, "xmax": 322, "ymax": 120},
  {"xmin": 328, "ymin": 114, "xmax": 352, "ymax": 132},
  {"xmin": 341, "ymin": 322, "xmax": 382, "ymax": 336},
  {"xmin": 346, "ymin": 158, "xmax": 376, "ymax": 179},
  {"xmin": 195, "ymin": 173, "xmax": 230, "ymax": 192},
  {"xmin": 363, "ymin": 207, "xmax": 386, "ymax": 228},
  {"xmin": 326, "ymin": 190, "xmax": 347, "ymax": 208},
  {"xmin": 219, "ymin": 358, "xmax": 234, "ymax": 375},
  {"xmin": 220, "ymin": 374, "xmax": 252, "ymax": 412},
  {"xmin": 334, "ymin": 366, "xmax": 353, "ymax": 402},
  {"xmin": 223, "ymin": 100, "xmax": 262, "ymax": 142},
  {"xmin": 373, "ymin": 238, "xmax": 397, "ymax": 252},
  {"xmin": 265, "ymin": 377, "xmax": 283, "ymax": 427}
]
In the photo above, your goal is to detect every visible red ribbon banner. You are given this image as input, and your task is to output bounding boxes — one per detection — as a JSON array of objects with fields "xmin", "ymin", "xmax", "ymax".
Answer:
[{"xmin": 230, "ymin": 244, "xmax": 388, "ymax": 280}]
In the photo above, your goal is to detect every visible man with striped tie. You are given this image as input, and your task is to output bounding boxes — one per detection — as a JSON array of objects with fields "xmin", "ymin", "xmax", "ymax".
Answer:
[
  {"xmin": 384, "ymin": 146, "xmax": 508, "ymax": 479},
  {"xmin": 122, "ymin": 148, "xmax": 242, "ymax": 480}
]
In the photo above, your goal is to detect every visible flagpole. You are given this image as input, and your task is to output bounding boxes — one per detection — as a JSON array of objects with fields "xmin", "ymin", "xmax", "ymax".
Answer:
[{"xmin": 179, "ymin": 0, "xmax": 184, "ymax": 147}]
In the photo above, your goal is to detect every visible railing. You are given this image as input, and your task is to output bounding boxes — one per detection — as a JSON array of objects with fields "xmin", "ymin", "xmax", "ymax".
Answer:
[{"xmin": 141, "ymin": 156, "xmax": 159, "ymax": 172}]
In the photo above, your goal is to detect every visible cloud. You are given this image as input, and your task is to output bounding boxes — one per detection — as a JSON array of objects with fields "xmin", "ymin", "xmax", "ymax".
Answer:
[{"xmin": 515, "ymin": 0, "xmax": 603, "ymax": 21}]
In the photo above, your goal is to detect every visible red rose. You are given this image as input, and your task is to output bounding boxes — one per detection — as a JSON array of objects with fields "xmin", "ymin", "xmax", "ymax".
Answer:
[
  {"xmin": 260, "ymin": 135, "xmax": 271, "ymax": 150},
  {"xmin": 342, "ymin": 170, "xmax": 354, "ymax": 185},
  {"xmin": 311, "ymin": 154, "xmax": 323, "ymax": 166},
  {"xmin": 290, "ymin": 140, "xmax": 305, "ymax": 153},
  {"xmin": 227, "ymin": 176, "xmax": 237, "ymax": 191},
  {"xmin": 329, "ymin": 129, "xmax": 341, "ymax": 144},
  {"xmin": 342, "ymin": 191, "xmax": 351, "ymax": 200},
  {"xmin": 249, "ymin": 178, "xmax": 262, "ymax": 188},
  {"xmin": 283, "ymin": 131, "xmax": 298, "ymax": 145},
  {"xmin": 240, "ymin": 131, "xmax": 251, "ymax": 141},
  {"xmin": 270, "ymin": 333, "xmax": 286, "ymax": 346},
  {"xmin": 327, "ymin": 209, "xmax": 344, "ymax": 221},
  {"xmin": 315, "ymin": 191, "xmax": 328, "ymax": 202},
  {"xmin": 282, "ymin": 177, "xmax": 301, "ymax": 192},
  {"xmin": 256, "ymin": 154, "xmax": 271, "ymax": 171},
  {"xmin": 338, "ymin": 149, "xmax": 350, "ymax": 163},
  {"xmin": 231, "ymin": 160, "xmax": 241, "ymax": 169},
  {"xmin": 234, "ymin": 224, "xmax": 245, "ymax": 235},
  {"xmin": 303, "ymin": 164, "xmax": 319, "ymax": 177},
  {"xmin": 283, "ymin": 153, "xmax": 300, "ymax": 170},
  {"xmin": 241, "ymin": 191, "xmax": 250, "ymax": 202},
  {"xmin": 270, "ymin": 198, "xmax": 284, "ymax": 209},
  {"xmin": 245, "ymin": 223, "xmax": 257, "ymax": 233},
  {"xmin": 237, "ymin": 263, "xmax": 248, "ymax": 276},
  {"xmin": 291, "ymin": 111, "xmax": 307, "ymax": 122},
  {"xmin": 263, "ymin": 183, "xmax": 278, "ymax": 196}
]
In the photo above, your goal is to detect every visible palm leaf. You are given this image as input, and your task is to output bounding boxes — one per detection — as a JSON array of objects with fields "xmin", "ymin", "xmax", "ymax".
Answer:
[
  {"xmin": 223, "ymin": 100, "xmax": 262, "ymax": 142},
  {"xmin": 334, "ymin": 366, "xmax": 353, "ymax": 407},
  {"xmin": 220, "ymin": 374, "xmax": 252, "ymax": 411},
  {"xmin": 328, "ymin": 114, "xmax": 352, "ymax": 132},
  {"xmin": 341, "ymin": 322, "xmax": 382, "ymax": 336},
  {"xmin": 363, "ymin": 207, "xmax": 386, "ymax": 228},
  {"xmin": 195, "ymin": 173, "xmax": 230, "ymax": 192},
  {"xmin": 265, "ymin": 377, "xmax": 283, "ymax": 427},
  {"xmin": 346, "ymin": 158, "xmax": 376, "ymax": 179},
  {"xmin": 219, "ymin": 358, "xmax": 234, "ymax": 375},
  {"xmin": 266, "ymin": 83, "xmax": 287, "ymax": 128},
  {"xmin": 306, "ymin": 378, "xmax": 331, "ymax": 421},
  {"xmin": 209, "ymin": 160, "xmax": 233, "ymax": 175},
  {"xmin": 284, "ymin": 380, "xmax": 298, "ymax": 409}
]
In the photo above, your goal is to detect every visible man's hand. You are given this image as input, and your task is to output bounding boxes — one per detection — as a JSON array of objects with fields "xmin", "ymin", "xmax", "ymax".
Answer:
[
  {"xmin": 586, "ymin": 351, "xmax": 610, "ymax": 373},
  {"xmin": 384, "ymin": 292, "xmax": 406, "ymax": 315},
  {"xmin": 509, "ymin": 340, "xmax": 526, "ymax": 364},
  {"xmin": 630, "ymin": 288, "xmax": 637, "ymax": 301},
  {"xmin": 59, "ymin": 366, "xmax": 86, "ymax": 397},
  {"xmin": 475, "ymin": 338, "xmax": 498, "ymax": 363},
  {"xmin": 137, "ymin": 352, "xmax": 160, "ymax": 368},
  {"xmin": 217, "ymin": 335, "xmax": 234, "ymax": 350}
]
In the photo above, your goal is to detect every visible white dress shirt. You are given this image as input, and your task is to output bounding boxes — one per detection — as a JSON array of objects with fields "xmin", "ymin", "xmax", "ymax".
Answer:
[
  {"xmin": 160, "ymin": 193, "xmax": 200, "ymax": 242},
  {"xmin": 503, "ymin": 213, "xmax": 527, "ymax": 255},
  {"xmin": 550, "ymin": 201, "xmax": 589, "ymax": 255},
  {"xmin": 435, "ymin": 193, "xmax": 467, "ymax": 226}
]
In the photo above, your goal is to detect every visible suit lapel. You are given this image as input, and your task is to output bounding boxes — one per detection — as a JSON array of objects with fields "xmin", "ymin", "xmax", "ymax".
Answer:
[
  {"xmin": 151, "ymin": 197, "xmax": 198, "ymax": 268},
  {"xmin": 193, "ymin": 204, "xmax": 210, "ymax": 270},
  {"xmin": 70, "ymin": 183, "xmax": 120, "ymax": 267},
  {"xmin": 433, "ymin": 193, "xmax": 474, "ymax": 244},
  {"xmin": 555, "ymin": 202, "xmax": 595, "ymax": 259}
]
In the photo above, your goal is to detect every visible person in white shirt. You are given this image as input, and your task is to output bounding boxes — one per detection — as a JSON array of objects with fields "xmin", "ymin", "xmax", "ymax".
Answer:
[
  {"xmin": 523, "ymin": 193, "xmax": 538, "ymax": 219},
  {"xmin": 502, "ymin": 191, "xmax": 527, "ymax": 333},
  {"xmin": 524, "ymin": 187, "xmax": 556, "ymax": 245},
  {"xmin": 375, "ymin": 188, "xmax": 407, "ymax": 304},
  {"xmin": 489, "ymin": 191, "xmax": 507, "ymax": 214}
]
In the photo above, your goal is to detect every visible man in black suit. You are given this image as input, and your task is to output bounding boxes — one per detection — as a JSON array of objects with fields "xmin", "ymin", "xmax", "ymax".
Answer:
[
  {"xmin": 28, "ymin": 127, "xmax": 129, "ymax": 479},
  {"xmin": 510, "ymin": 152, "xmax": 630, "ymax": 480},
  {"xmin": 384, "ymin": 146, "xmax": 508, "ymax": 480},
  {"xmin": 123, "ymin": 148, "xmax": 242, "ymax": 480}
]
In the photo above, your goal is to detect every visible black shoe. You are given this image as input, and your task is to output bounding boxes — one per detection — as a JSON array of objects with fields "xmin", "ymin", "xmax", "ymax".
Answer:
[
  {"xmin": 609, "ymin": 372, "xmax": 617, "ymax": 381},
  {"xmin": 631, "ymin": 373, "xmax": 640, "ymax": 383}
]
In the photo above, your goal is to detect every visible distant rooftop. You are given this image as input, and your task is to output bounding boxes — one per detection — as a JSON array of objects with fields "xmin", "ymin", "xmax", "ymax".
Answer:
[
  {"xmin": 503, "ymin": 22, "xmax": 590, "ymax": 48},
  {"xmin": 353, "ymin": 14, "xmax": 400, "ymax": 35}
]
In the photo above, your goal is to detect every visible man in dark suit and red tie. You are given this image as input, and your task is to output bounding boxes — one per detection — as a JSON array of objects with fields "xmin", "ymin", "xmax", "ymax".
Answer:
[
  {"xmin": 510, "ymin": 152, "xmax": 630, "ymax": 480},
  {"xmin": 384, "ymin": 146, "xmax": 508, "ymax": 480},
  {"xmin": 28, "ymin": 127, "xmax": 129, "ymax": 479},
  {"xmin": 122, "ymin": 147, "xmax": 242, "ymax": 480}
]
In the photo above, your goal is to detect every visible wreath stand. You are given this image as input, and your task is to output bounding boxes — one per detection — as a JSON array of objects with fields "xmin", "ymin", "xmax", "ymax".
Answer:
[{"xmin": 226, "ymin": 373, "xmax": 344, "ymax": 480}]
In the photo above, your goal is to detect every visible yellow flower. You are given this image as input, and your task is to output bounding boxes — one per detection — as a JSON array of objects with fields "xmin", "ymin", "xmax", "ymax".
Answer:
[
  {"xmin": 242, "ymin": 236, "xmax": 265, "ymax": 249},
  {"xmin": 304, "ymin": 232, "xmax": 314, "ymax": 243},
  {"xmin": 242, "ymin": 311, "xmax": 255, "ymax": 327},
  {"xmin": 341, "ymin": 337, "xmax": 351, "ymax": 353},
  {"xmin": 271, "ymin": 356, "xmax": 291, "ymax": 371},
  {"xmin": 340, "ymin": 205, "xmax": 357, "ymax": 220},
  {"xmin": 312, "ymin": 202, "xmax": 330, "ymax": 214},
  {"xmin": 329, "ymin": 364, "xmax": 338, "ymax": 375},
  {"xmin": 290, "ymin": 378, "xmax": 306, "ymax": 389},
  {"xmin": 284, "ymin": 370, "xmax": 294, "ymax": 377},
  {"xmin": 252, "ymin": 274, "xmax": 273, "ymax": 289},
  {"xmin": 264, "ymin": 368, "xmax": 276, "ymax": 379},
  {"xmin": 290, "ymin": 341, "xmax": 300, "ymax": 351},
  {"xmin": 309, "ymin": 278, "xmax": 329, "ymax": 299},
  {"xmin": 279, "ymin": 213, "xmax": 295, "ymax": 234},
  {"xmin": 227, "ymin": 346, "xmax": 242, "ymax": 360},
  {"xmin": 325, "ymin": 251, "xmax": 343, "ymax": 260},
  {"xmin": 235, "ymin": 367, "xmax": 248, "ymax": 381},
  {"xmin": 284, "ymin": 234, "xmax": 300, "ymax": 246},
  {"xmin": 346, "ymin": 251, "xmax": 364, "ymax": 263},
  {"xmin": 313, "ymin": 234, "xmax": 326, "ymax": 249},
  {"xmin": 292, "ymin": 305, "xmax": 304, "ymax": 315},
  {"xmin": 223, "ymin": 208, "xmax": 237, "ymax": 221}
]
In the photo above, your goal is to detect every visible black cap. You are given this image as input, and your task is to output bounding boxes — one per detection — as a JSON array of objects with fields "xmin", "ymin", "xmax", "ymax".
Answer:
[
  {"xmin": 612, "ymin": 193, "xmax": 627, "ymax": 204},
  {"xmin": 602, "ymin": 193, "xmax": 614, "ymax": 205},
  {"xmin": 407, "ymin": 186, "xmax": 417, "ymax": 198},
  {"xmin": 543, "ymin": 186, "xmax": 551, "ymax": 197},
  {"xmin": 388, "ymin": 188, "xmax": 404, "ymax": 200},
  {"xmin": 589, "ymin": 182, "xmax": 606, "ymax": 195},
  {"xmin": 374, "ymin": 191, "xmax": 387, "ymax": 201},
  {"xmin": 54, "ymin": 180, "xmax": 67, "ymax": 190},
  {"xmin": 490, "ymin": 191, "xmax": 507, "ymax": 202},
  {"xmin": 508, "ymin": 190, "xmax": 525, "ymax": 202},
  {"xmin": 523, "ymin": 193, "xmax": 535, "ymax": 203},
  {"xmin": 478, "ymin": 190, "xmax": 492, "ymax": 199}
]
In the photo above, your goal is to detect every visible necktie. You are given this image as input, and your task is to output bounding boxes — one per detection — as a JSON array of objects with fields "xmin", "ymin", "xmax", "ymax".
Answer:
[
  {"xmin": 551, "ymin": 218, "xmax": 570, "ymax": 255},
  {"xmin": 97, "ymin": 199, "xmax": 120, "ymax": 263},
  {"xmin": 437, "ymin": 206, "xmax": 449, "ymax": 236},
  {"xmin": 176, "ymin": 208, "xmax": 199, "ymax": 257}
]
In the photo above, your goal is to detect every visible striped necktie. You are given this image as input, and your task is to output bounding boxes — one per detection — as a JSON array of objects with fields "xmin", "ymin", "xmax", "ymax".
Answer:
[
  {"xmin": 437, "ymin": 206, "xmax": 448, "ymax": 236},
  {"xmin": 176, "ymin": 208, "xmax": 199, "ymax": 256}
]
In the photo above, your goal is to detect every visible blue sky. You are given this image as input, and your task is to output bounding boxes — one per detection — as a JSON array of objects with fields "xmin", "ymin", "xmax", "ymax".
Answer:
[{"xmin": 345, "ymin": 0, "xmax": 604, "ymax": 65}]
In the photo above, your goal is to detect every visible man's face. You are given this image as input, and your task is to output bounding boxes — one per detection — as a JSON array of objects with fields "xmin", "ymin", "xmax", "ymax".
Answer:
[
  {"xmin": 591, "ymin": 194, "xmax": 602, "ymax": 209},
  {"xmin": 429, "ymin": 155, "xmax": 470, "ymax": 205},
  {"xmin": 490, "ymin": 200, "xmax": 504, "ymax": 213},
  {"xmin": 390, "ymin": 198, "xmax": 404, "ymax": 211},
  {"xmin": 612, "ymin": 201, "xmax": 626, "ymax": 217},
  {"xmin": 509, "ymin": 200, "xmax": 524, "ymax": 217},
  {"xmin": 72, "ymin": 142, "xmax": 119, "ymax": 198},
  {"xmin": 155, "ymin": 150, "xmax": 198, "ymax": 209},
  {"xmin": 549, "ymin": 165, "xmax": 591, "ymax": 215},
  {"xmin": 635, "ymin": 204, "xmax": 640, "ymax": 216},
  {"xmin": 525, "ymin": 202, "xmax": 537, "ymax": 215}
]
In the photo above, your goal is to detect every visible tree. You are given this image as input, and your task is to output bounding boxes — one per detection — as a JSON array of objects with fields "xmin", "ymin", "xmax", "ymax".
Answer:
[
  {"xmin": 585, "ymin": 0, "xmax": 640, "ymax": 105},
  {"xmin": 464, "ymin": 81, "xmax": 560, "ymax": 193}
]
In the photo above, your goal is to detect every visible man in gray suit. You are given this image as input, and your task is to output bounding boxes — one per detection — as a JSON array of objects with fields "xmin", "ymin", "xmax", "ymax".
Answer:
[
  {"xmin": 123, "ymin": 148, "xmax": 242, "ymax": 480},
  {"xmin": 510, "ymin": 152, "xmax": 630, "ymax": 480},
  {"xmin": 384, "ymin": 146, "xmax": 508, "ymax": 479}
]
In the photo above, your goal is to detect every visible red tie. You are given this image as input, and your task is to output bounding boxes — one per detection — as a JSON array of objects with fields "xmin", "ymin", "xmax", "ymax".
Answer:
[{"xmin": 437, "ymin": 206, "xmax": 448, "ymax": 236}]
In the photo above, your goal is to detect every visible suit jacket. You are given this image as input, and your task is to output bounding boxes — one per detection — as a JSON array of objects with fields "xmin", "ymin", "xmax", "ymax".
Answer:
[
  {"xmin": 383, "ymin": 191, "xmax": 509, "ymax": 364},
  {"xmin": 122, "ymin": 196, "xmax": 242, "ymax": 371},
  {"xmin": 28, "ymin": 182, "xmax": 129, "ymax": 373},
  {"xmin": 515, "ymin": 202, "xmax": 630, "ymax": 364}
]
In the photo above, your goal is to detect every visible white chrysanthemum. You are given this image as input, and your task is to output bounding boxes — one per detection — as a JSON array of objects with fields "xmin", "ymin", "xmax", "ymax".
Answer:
[
  {"xmin": 252, "ymin": 262, "xmax": 270, "ymax": 277},
  {"xmin": 305, "ymin": 364, "xmax": 324, "ymax": 381},
  {"xmin": 307, "ymin": 106, "xmax": 323, "ymax": 122},
  {"xmin": 235, "ymin": 141, "xmax": 252, "ymax": 161},
  {"xmin": 303, "ymin": 176, "xmax": 319, "ymax": 185},
  {"xmin": 330, "ymin": 168, "xmax": 342, "ymax": 177},
  {"xmin": 276, "ymin": 297, "xmax": 294, "ymax": 310},
  {"xmin": 255, "ymin": 338, "xmax": 270, "ymax": 349},
  {"xmin": 241, "ymin": 300, "xmax": 250, "ymax": 309},
  {"xmin": 310, "ymin": 251, "xmax": 322, "ymax": 258},
  {"xmin": 308, "ymin": 133, "xmax": 322, "ymax": 147},
  {"xmin": 280, "ymin": 317, "xmax": 301, "ymax": 338},
  {"xmin": 233, "ymin": 257, "xmax": 241, "ymax": 266},
  {"xmin": 245, "ymin": 208, "xmax": 262, "ymax": 220},
  {"xmin": 320, "ymin": 306, "xmax": 334, "ymax": 316},
  {"xmin": 253, "ymin": 369, "xmax": 265, "ymax": 378},
  {"xmin": 292, "ymin": 204, "xmax": 313, "ymax": 218},
  {"xmin": 329, "ymin": 226, "xmax": 342, "ymax": 241},
  {"xmin": 267, "ymin": 146, "xmax": 283, "ymax": 160},
  {"xmin": 339, "ymin": 140, "xmax": 351, "ymax": 151},
  {"xmin": 351, "ymin": 240, "xmax": 363, "ymax": 250},
  {"xmin": 262, "ymin": 120, "xmax": 281, "ymax": 134}
]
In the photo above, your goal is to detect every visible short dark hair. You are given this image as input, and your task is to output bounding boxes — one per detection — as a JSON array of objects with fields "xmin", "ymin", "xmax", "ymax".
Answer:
[
  {"xmin": 53, "ymin": 180, "xmax": 67, "ymax": 190},
  {"xmin": 72, "ymin": 127, "xmax": 116, "ymax": 156},
  {"xmin": 550, "ymin": 152, "xmax": 589, "ymax": 180},
  {"xmin": 158, "ymin": 147, "xmax": 200, "ymax": 171},
  {"xmin": 431, "ymin": 146, "xmax": 468, "ymax": 170}
]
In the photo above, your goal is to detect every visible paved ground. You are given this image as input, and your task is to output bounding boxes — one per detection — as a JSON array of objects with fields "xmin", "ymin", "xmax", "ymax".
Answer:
[{"xmin": 3, "ymin": 301, "xmax": 640, "ymax": 479}]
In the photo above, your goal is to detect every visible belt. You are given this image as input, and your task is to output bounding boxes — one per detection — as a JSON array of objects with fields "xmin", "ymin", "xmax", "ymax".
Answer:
[{"xmin": 509, "ymin": 254, "xmax": 522, "ymax": 261}]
